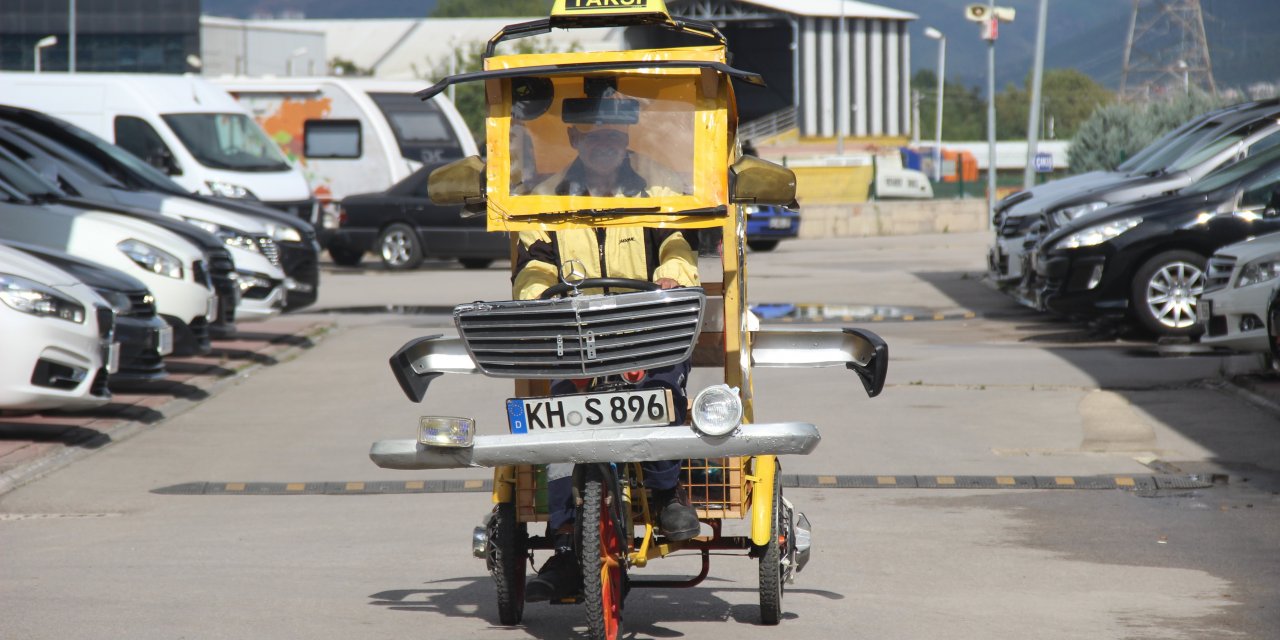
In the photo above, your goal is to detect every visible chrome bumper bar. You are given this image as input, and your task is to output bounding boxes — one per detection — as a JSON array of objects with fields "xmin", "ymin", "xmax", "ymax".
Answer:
[
  {"xmin": 369, "ymin": 422, "xmax": 821, "ymax": 470},
  {"xmin": 391, "ymin": 327, "xmax": 887, "ymax": 403}
]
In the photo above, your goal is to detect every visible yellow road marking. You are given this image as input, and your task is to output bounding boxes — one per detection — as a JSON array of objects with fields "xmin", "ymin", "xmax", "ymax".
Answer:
[
  {"xmin": 871, "ymin": 315, "xmax": 884, "ymax": 322},
  {"xmin": 936, "ymin": 476, "xmax": 955, "ymax": 485},
  {"xmin": 225, "ymin": 483, "xmax": 245, "ymax": 491},
  {"xmin": 903, "ymin": 315, "xmax": 915, "ymax": 321},
  {"xmin": 876, "ymin": 476, "xmax": 897, "ymax": 485},
  {"xmin": 1055, "ymin": 477, "xmax": 1075, "ymax": 486},
  {"xmin": 818, "ymin": 476, "xmax": 837, "ymax": 485},
  {"xmin": 963, "ymin": 312, "xmax": 977, "ymax": 319},
  {"xmin": 345, "ymin": 482, "xmax": 365, "ymax": 491},
  {"xmin": 405, "ymin": 481, "xmax": 425, "ymax": 490},
  {"xmin": 1115, "ymin": 477, "xmax": 1135, "ymax": 487},
  {"xmin": 464, "ymin": 480, "xmax": 484, "ymax": 489},
  {"xmin": 934, "ymin": 313, "xmax": 946, "ymax": 321},
  {"xmin": 996, "ymin": 476, "xmax": 1016, "ymax": 486},
  {"xmin": 286, "ymin": 483, "xmax": 305, "ymax": 492}
]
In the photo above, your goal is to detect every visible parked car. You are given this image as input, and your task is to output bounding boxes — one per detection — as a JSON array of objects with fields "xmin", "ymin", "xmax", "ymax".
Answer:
[
  {"xmin": 0, "ymin": 151, "xmax": 217, "ymax": 356},
  {"xmin": 328, "ymin": 166, "xmax": 507, "ymax": 270},
  {"xmin": 7, "ymin": 241, "xmax": 171, "ymax": 384},
  {"xmin": 1199, "ymin": 231, "xmax": 1280, "ymax": 354},
  {"xmin": 1034, "ymin": 144, "xmax": 1280, "ymax": 337},
  {"xmin": 216, "ymin": 77, "xmax": 478, "ymax": 240},
  {"xmin": 0, "ymin": 73, "xmax": 316, "ymax": 221},
  {"xmin": 0, "ymin": 243, "xmax": 115, "ymax": 412},
  {"xmin": 0, "ymin": 121, "xmax": 285, "ymax": 322},
  {"xmin": 744, "ymin": 204, "xmax": 800, "ymax": 252},
  {"xmin": 994, "ymin": 98, "xmax": 1280, "ymax": 290},
  {"xmin": 0, "ymin": 105, "xmax": 321, "ymax": 312}
]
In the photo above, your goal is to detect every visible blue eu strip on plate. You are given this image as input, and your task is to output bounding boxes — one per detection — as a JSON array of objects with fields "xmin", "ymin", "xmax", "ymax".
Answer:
[{"xmin": 507, "ymin": 398, "xmax": 529, "ymax": 434}]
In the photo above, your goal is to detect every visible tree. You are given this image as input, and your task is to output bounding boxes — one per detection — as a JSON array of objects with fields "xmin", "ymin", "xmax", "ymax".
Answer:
[
  {"xmin": 995, "ymin": 68, "xmax": 1113, "ymax": 140},
  {"xmin": 912, "ymin": 70, "xmax": 986, "ymax": 141},
  {"xmin": 329, "ymin": 57, "xmax": 370, "ymax": 77},
  {"xmin": 1068, "ymin": 91, "xmax": 1230, "ymax": 173},
  {"xmin": 432, "ymin": 0, "xmax": 552, "ymax": 17}
]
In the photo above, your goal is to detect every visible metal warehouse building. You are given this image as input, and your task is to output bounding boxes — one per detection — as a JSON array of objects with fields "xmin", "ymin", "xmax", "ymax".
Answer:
[{"xmin": 661, "ymin": 0, "xmax": 917, "ymax": 138}]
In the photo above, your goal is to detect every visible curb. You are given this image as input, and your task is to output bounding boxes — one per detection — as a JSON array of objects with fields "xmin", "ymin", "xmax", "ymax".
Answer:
[{"xmin": 0, "ymin": 321, "xmax": 336, "ymax": 497}]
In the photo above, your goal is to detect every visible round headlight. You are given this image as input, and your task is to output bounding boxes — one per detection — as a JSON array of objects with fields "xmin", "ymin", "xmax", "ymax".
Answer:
[{"xmin": 691, "ymin": 385, "xmax": 743, "ymax": 437}]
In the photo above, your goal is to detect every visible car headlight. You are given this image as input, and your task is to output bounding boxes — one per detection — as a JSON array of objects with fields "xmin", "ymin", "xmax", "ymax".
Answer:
[
  {"xmin": 1236, "ymin": 254, "xmax": 1280, "ymax": 288},
  {"xmin": 691, "ymin": 385, "xmax": 743, "ymax": 437},
  {"xmin": 93, "ymin": 288, "xmax": 133, "ymax": 314},
  {"xmin": 183, "ymin": 217, "xmax": 262, "ymax": 253},
  {"xmin": 1050, "ymin": 201, "xmax": 1109, "ymax": 227},
  {"xmin": 1052, "ymin": 216, "xmax": 1143, "ymax": 251},
  {"xmin": 206, "ymin": 181, "xmax": 258, "ymax": 200},
  {"xmin": 117, "ymin": 239, "xmax": 184, "ymax": 279},
  {"xmin": 236, "ymin": 270, "xmax": 274, "ymax": 294},
  {"xmin": 266, "ymin": 223, "xmax": 303, "ymax": 243},
  {"xmin": 0, "ymin": 273, "xmax": 86, "ymax": 323}
]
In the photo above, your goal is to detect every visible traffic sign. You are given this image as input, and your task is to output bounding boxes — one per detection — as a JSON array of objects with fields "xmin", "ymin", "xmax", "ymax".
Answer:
[{"xmin": 1033, "ymin": 151, "xmax": 1053, "ymax": 173}]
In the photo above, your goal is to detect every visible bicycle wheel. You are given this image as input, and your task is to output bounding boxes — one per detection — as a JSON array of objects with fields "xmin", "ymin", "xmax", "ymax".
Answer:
[
  {"xmin": 488, "ymin": 501, "xmax": 527, "ymax": 625},
  {"xmin": 758, "ymin": 462, "xmax": 785, "ymax": 625},
  {"xmin": 580, "ymin": 465, "xmax": 627, "ymax": 640}
]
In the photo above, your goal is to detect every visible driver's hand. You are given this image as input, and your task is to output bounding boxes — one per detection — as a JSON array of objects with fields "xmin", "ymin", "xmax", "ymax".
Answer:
[{"xmin": 656, "ymin": 278, "xmax": 679, "ymax": 290}]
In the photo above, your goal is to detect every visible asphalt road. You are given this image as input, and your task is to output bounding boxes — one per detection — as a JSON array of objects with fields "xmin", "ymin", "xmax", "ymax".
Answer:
[{"xmin": 1, "ymin": 232, "xmax": 1277, "ymax": 639}]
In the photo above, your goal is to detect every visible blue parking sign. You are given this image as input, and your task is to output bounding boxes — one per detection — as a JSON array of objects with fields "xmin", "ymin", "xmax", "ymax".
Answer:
[{"xmin": 1034, "ymin": 152, "xmax": 1054, "ymax": 173}]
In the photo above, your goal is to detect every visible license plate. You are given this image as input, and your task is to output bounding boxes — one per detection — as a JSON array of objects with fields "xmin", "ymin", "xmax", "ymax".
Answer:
[
  {"xmin": 106, "ymin": 342, "xmax": 120, "ymax": 374},
  {"xmin": 767, "ymin": 217, "xmax": 791, "ymax": 229},
  {"xmin": 1196, "ymin": 299, "xmax": 1211, "ymax": 324},
  {"xmin": 506, "ymin": 389, "xmax": 674, "ymax": 434},
  {"xmin": 206, "ymin": 295, "xmax": 218, "ymax": 321},
  {"xmin": 157, "ymin": 325, "xmax": 174, "ymax": 356}
]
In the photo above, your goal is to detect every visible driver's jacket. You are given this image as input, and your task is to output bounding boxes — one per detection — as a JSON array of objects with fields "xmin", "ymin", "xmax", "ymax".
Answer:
[{"xmin": 512, "ymin": 227, "xmax": 699, "ymax": 300}]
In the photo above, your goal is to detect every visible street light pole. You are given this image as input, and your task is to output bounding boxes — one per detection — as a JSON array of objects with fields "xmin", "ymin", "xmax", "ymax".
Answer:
[
  {"xmin": 836, "ymin": 0, "xmax": 846, "ymax": 156},
  {"xmin": 924, "ymin": 27, "xmax": 945, "ymax": 182},
  {"xmin": 1022, "ymin": 0, "xmax": 1049, "ymax": 189},
  {"xmin": 68, "ymin": 0, "xmax": 76, "ymax": 72},
  {"xmin": 986, "ymin": 0, "xmax": 997, "ymax": 227},
  {"xmin": 34, "ymin": 35, "xmax": 58, "ymax": 73}
]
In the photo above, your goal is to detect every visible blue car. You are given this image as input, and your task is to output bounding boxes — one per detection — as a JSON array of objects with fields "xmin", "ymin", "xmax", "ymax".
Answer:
[{"xmin": 744, "ymin": 204, "xmax": 800, "ymax": 252}]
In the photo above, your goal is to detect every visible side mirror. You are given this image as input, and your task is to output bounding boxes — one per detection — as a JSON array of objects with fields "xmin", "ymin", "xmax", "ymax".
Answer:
[
  {"xmin": 428, "ymin": 156, "xmax": 486, "ymax": 211},
  {"xmin": 730, "ymin": 156, "xmax": 797, "ymax": 207}
]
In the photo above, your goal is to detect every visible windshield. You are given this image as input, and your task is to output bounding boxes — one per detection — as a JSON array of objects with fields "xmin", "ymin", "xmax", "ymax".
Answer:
[
  {"xmin": 41, "ymin": 118, "xmax": 188, "ymax": 194},
  {"xmin": 1116, "ymin": 117, "xmax": 1203, "ymax": 173},
  {"xmin": 1184, "ymin": 142, "xmax": 1280, "ymax": 195},
  {"xmin": 0, "ymin": 146, "xmax": 64, "ymax": 200},
  {"xmin": 508, "ymin": 76, "xmax": 695, "ymax": 200},
  {"xmin": 1124, "ymin": 121, "xmax": 1223, "ymax": 175},
  {"xmin": 6, "ymin": 129, "xmax": 128, "ymax": 190},
  {"xmin": 162, "ymin": 113, "xmax": 291, "ymax": 172}
]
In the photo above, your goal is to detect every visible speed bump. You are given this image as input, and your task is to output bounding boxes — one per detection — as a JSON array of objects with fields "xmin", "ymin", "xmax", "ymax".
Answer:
[{"xmin": 152, "ymin": 474, "xmax": 1211, "ymax": 495}]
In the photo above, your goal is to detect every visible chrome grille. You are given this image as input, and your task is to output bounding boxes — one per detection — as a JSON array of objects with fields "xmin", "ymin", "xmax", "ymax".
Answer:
[
  {"xmin": 454, "ymin": 289, "xmax": 706, "ymax": 378},
  {"xmin": 255, "ymin": 236, "xmax": 281, "ymax": 266},
  {"xmin": 126, "ymin": 290, "xmax": 156, "ymax": 318},
  {"xmin": 1204, "ymin": 255, "xmax": 1237, "ymax": 293}
]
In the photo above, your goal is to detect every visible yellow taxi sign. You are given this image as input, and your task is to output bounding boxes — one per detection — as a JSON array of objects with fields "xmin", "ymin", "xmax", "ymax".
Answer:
[{"xmin": 551, "ymin": 0, "xmax": 674, "ymax": 26}]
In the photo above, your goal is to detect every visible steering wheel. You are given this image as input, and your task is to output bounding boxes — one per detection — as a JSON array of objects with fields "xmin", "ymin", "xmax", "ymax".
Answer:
[{"xmin": 538, "ymin": 277, "xmax": 660, "ymax": 300}]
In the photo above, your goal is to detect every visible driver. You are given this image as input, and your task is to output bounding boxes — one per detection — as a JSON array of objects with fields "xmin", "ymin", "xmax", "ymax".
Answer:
[{"xmin": 514, "ymin": 120, "xmax": 702, "ymax": 604}]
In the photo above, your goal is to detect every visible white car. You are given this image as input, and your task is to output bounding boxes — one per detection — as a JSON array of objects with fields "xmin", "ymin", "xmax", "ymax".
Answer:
[
  {"xmin": 1200, "ymin": 231, "xmax": 1280, "ymax": 354},
  {"xmin": 0, "ymin": 244, "xmax": 115, "ymax": 412}
]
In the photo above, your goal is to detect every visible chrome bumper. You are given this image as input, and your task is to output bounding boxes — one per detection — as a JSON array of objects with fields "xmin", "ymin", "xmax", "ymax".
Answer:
[{"xmin": 369, "ymin": 422, "xmax": 821, "ymax": 470}]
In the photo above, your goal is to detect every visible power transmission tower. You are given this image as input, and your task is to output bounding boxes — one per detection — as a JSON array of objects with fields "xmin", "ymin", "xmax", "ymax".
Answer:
[{"xmin": 1120, "ymin": 0, "xmax": 1216, "ymax": 99}]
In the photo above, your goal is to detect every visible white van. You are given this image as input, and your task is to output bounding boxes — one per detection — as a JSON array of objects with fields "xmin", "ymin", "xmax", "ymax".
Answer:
[
  {"xmin": 213, "ymin": 77, "xmax": 478, "ymax": 231},
  {"xmin": 0, "ymin": 72, "xmax": 316, "ymax": 222}
]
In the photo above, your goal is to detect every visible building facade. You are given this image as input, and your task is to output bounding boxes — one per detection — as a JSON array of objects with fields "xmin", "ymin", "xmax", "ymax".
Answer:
[{"xmin": 0, "ymin": 0, "xmax": 200, "ymax": 74}]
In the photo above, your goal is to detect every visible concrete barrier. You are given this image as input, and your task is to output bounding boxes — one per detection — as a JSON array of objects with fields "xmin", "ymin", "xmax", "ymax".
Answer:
[{"xmin": 798, "ymin": 199, "xmax": 988, "ymax": 239}]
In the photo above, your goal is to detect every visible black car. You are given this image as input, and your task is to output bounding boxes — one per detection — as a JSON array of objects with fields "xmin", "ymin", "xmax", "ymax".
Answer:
[
  {"xmin": 1035, "ymin": 145, "xmax": 1280, "ymax": 336},
  {"xmin": 5, "ymin": 241, "xmax": 170, "ymax": 383},
  {"xmin": 0, "ymin": 106, "xmax": 320, "ymax": 311},
  {"xmin": 328, "ymin": 166, "xmax": 507, "ymax": 270}
]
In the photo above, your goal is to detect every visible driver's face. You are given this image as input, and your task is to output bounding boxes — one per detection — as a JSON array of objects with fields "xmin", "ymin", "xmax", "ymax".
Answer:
[{"xmin": 570, "ymin": 128, "xmax": 629, "ymax": 174}]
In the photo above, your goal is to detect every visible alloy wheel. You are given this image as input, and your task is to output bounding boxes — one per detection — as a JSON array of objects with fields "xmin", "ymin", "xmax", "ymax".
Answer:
[
  {"xmin": 380, "ymin": 230, "xmax": 413, "ymax": 266},
  {"xmin": 1144, "ymin": 261, "xmax": 1205, "ymax": 329}
]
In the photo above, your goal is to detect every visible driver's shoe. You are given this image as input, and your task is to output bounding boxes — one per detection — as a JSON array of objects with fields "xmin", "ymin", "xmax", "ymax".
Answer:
[
  {"xmin": 525, "ymin": 551, "xmax": 581, "ymax": 603},
  {"xmin": 652, "ymin": 487, "xmax": 701, "ymax": 541}
]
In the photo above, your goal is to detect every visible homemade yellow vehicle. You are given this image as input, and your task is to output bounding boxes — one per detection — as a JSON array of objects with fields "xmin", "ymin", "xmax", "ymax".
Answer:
[{"xmin": 370, "ymin": 2, "xmax": 888, "ymax": 638}]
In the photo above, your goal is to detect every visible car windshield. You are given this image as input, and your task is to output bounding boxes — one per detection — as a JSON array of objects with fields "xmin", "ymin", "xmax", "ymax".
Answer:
[
  {"xmin": 1116, "ymin": 117, "xmax": 1203, "ymax": 173},
  {"xmin": 1184, "ymin": 142, "xmax": 1280, "ymax": 195},
  {"xmin": 1123, "ymin": 121, "xmax": 1223, "ymax": 175},
  {"xmin": 508, "ymin": 76, "xmax": 695, "ymax": 199},
  {"xmin": 162, "ymin": 113, "xmax": 291, "ymax": 172},
  {"xmin": 6, "ymin": 129, "xmax": 128, "ymax": 190},
  {"xmin": 0, "ymin": 146, "xmax": 64, "ymax": 200},
  {"xmin": 39, "ymin": 118, "xmax": 188, "ymax": 194}
]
